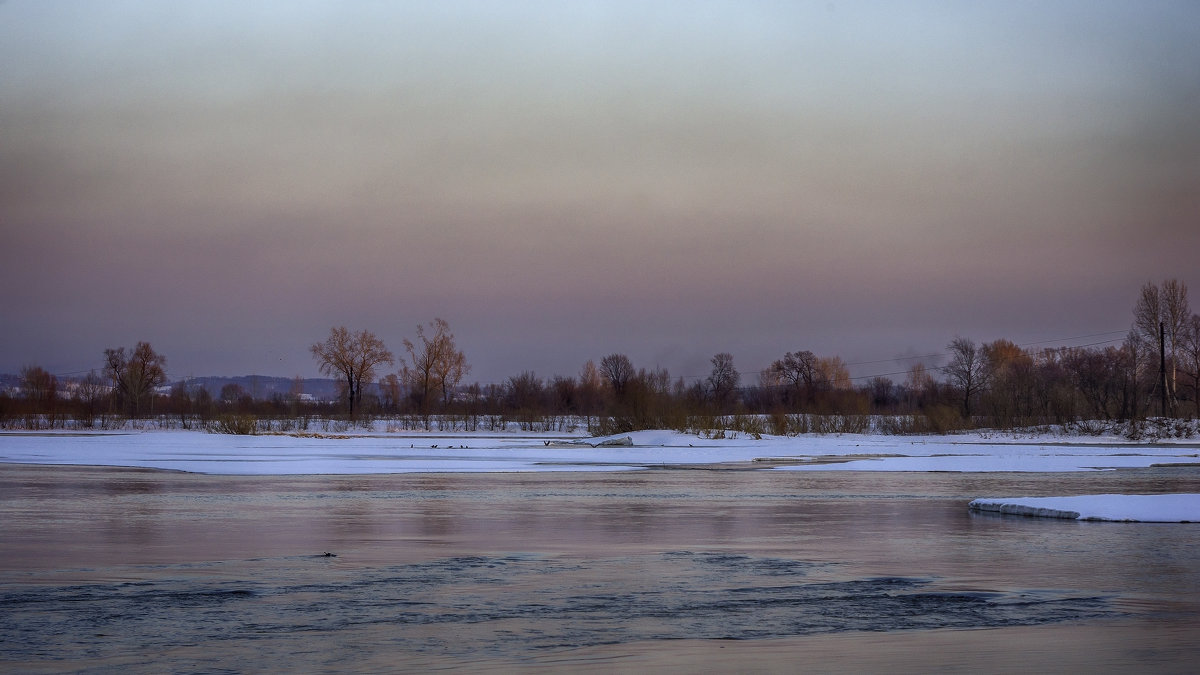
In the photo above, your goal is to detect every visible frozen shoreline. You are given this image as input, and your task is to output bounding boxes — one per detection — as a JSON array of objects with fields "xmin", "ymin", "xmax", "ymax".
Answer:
[{"xmin": 1, "ymin": 427, "xmax": 1198, "ymax": 475}]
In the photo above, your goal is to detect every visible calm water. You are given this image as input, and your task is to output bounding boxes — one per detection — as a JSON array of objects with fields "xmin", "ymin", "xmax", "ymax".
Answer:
[{"xmin": 2, "ymin": 465, "xmax": 1199, "ymax": 672}]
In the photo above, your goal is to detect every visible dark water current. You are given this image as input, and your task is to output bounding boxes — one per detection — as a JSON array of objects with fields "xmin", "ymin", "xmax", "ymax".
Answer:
[{"xmin": 2, "ymin": 465, "xmax": 1199, "ymax": 672}]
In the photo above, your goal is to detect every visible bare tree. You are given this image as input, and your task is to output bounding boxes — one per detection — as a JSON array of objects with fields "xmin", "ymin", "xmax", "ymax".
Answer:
[
  {"xmin": 505, "ymin": 371, "xmax": 545, "ymax": 429},
  {"xmin": 943, "ymin": 337, "xmax": 989, "ymax": 419},
  {"xmin": 816, "ymin": 356, "xmax": 851, "ymax": 390},
  {"xmin": 551, "ymin": 375, "xmax": 579, "ymax": 419},
  {"xmin": 403, "ymin": 318, "xmax": 470, "ymax": 423},
  {"xmin": 1133, "ymin": 279, "xmax": 1191, "ymax": 411},
  {"xmin": 866, "ymin": 376, "xmax": 897, "ymax": 411},
  {"xmin": 167, "ymin": 381, "xmax": 196, "ymax": 427},
  {"xmin": 770, "ymin": 350, "xmax": 819, "ymax": 407},
  {"xmin": 377, "ymin": 373, "xmax": 403, "ymax": 413},
  {"xmin": 980, "ymin": 339, "xmax": 1035, "ymax": 425},
  {"xmin": 1133, "ymin": 282, "xmax": 1162, "ymax": 342},
  {"xmin": 220, "ymin": 382, "xmax": 247, "ymax": 405},
  {"xmin": 104, "ymin": 342, "xmax": 167, "ymax": 417},
  {"xmin": 1062, "ymin": 344, "xmax": 1140, "ymax": 421},
  {"xmin": 72, "ymin": 370, "xmax": 107, "ymax": 426},
  {"xmin": 430, "ymin": 320, "xmax": 470, "ymax": 408},
  {"xmin": 287, "ymin": 376, "xmax": 306, "ymax": 417},
  {"xmin": 20, "ymin": 365, "xmax": 57, "ymax": 407},
  {"xmin": 904, "ymin": 363, "xmax": 936, "ymax": 408},
  {"xmin": 599, "ymin": 353, "xmax": 635, "ymax": 401},
  {"xmin": 311, "ymin": 327, "xmax": 393, "ymax": 419},
  {"xmin": 577, "ymin": 360, "xmax": 605, "ymax": 424},
  {"xmin": 706, "ymin": 352, "xmax": 740, "ymax": 410},
  {"xmin": 1180, "ymin": 313, "xmax": 1200, "ymax": 416},
  {"xmin": 19, "ymin": 365, "xmax": 58, "ymax": 426}
]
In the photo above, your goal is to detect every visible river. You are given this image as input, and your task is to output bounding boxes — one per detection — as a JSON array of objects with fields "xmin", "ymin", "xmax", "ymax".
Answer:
[{"xmin": 2, "ymin": 464, "xmax": 1198, "ymax": 673}]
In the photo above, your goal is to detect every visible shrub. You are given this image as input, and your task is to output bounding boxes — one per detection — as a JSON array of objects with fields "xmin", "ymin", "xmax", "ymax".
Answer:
[
  {"xmin": 210, "ymin": 414, "xmax": 259, "ymax": 435},
  {"xmin": 877, "ymin": 406, "xmax": 969, "ymax": 435}
]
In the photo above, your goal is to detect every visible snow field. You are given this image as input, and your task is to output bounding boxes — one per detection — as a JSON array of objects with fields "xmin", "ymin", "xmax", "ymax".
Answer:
[
  {"xmin": 4, "ymin": 428, "xmax": 1197, "ymax": 523},
  {"xmin": 1, "ymin": 428, "xmax": 1197, "ymax": 475}
]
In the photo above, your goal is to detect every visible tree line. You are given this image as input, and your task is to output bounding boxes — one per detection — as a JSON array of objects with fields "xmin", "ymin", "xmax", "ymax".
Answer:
[{"xmin": 4, "ymin": 281, "xmax": 1199, "ymax": 434}]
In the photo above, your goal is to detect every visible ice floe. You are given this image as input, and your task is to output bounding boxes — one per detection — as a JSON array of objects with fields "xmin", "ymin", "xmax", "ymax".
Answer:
[{"xmin": 968, "ymin": 494, "xmax": 1200, "ymax": 522}]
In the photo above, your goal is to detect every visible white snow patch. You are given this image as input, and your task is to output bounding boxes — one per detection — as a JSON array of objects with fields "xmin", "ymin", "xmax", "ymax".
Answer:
[
  {"xmin": 1, "ymin": 428, "xmax": 1198, "ymax": 476},
  {"xmin": 968, "ymin": 494, "xmax": 1200, "ymax": 522}
]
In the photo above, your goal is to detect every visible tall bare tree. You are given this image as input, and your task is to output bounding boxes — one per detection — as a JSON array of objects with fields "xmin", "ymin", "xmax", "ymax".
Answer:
[
  {"xmin": 20, "ymin": 365, "xmax": 58, "ymax": 408},
  {"xmin": 706, "ymin": 352, "xmax": 740, "ymax": 410},
  {"xmin": 577, "ymin": 360, "xmax": 605, "ymax": 423},
  {"xmin": 1132, "ymin": 279, "xmax": 1191, "ymax": 411},
  {"xmin": 598, "ymin": 353, "xmax": 635, "ymax": 402},
  {"xmin": 402, "ymin": 318, "xmax": 469, "ymax": 422},
  {"xmin": 903, "ymin": 363, "xmax": 937, "ymax": 408},
  {"xmin": 770, "ymin": 349, "xmax": 820, "ymax": 407},
  {"xmin": 377, "ymin": 373, "xmax": 403, "ymax": 413},
  {"xmin": 311, "ymin": 327, "xmax": 393, "ymax": 419},
  {"xmin": 104, "ymin": 342, "xmax": 167, "ymax": 417},
  {"xmin": 816, "ymin": 356, "xmax": 851, "ymax": 390},
  {"xmin": 944, "ymin": 337, "xmax": 989, "ymax": 418},
  {"xmin": 72, "ymin": 370, "xmax": 107, "ymax": 426},
  {"xmin": 1180, "ymin": 313, "xmax": 1200, "ymax": 416},
  {"xmin": 430, "ymin": 320, "xmax": 469, "ymax": 408},
  {"xmin": 981, "ymin": 339, "xmax": 1035, "ymax": 425},
  {"xmin": 506, "ymin": 371, "xmax": 546, "ymax": 429},
  {"xmin": 20, "ymin": 365, "xmax": 58, "ymax": 425}
]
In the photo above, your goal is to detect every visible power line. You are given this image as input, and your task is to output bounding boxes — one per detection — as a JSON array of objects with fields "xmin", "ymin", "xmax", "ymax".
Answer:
[
  {"xmin": 1012, "ymin": 329, "xmax": 1128, "ymax": 346},
  {"xmin": 842, "ymin": 351, "xmax": 945, "ymax": 367},
  {"xmin": 50, "ymin": 365, "xmax": 105, "ymax": 378}
]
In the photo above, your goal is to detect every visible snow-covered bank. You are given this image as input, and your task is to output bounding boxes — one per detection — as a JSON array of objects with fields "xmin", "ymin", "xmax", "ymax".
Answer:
[
  {"xmin": 968, "ymin": 494, "xmax": 1200, "ymax": 522},
  {"xmin": 1, "ymin": 428, "xmax": 1199, "ymax": 475}
]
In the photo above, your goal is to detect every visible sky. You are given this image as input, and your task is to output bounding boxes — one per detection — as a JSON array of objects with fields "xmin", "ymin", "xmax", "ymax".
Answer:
[{"xmin": 3, "ymin": 1, "xmax": 1198, "ymax": 386}]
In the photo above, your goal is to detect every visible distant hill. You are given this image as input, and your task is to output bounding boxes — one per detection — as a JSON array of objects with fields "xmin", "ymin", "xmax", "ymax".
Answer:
[
  {"xmin": 3, "ymin": 373, "xmax": 360, "ymax": 402},
  {"xmin": 0, "ymin": 373, "xmax": 20, "ymax": 395},
  {"xmin": 171, "ymin": 376, "xmax": 344, "ymax": 401}
]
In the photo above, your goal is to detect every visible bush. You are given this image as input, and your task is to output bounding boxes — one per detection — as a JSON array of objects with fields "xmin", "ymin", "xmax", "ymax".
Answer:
[
  {"xmin": 1126, "ymin": 417, "xmax": 1200, "ymax": 441},
  {"xmin": 877, "ymin": 406, "xmax": 969, "ymax": 435},
  {"xmin": 210, "ymin": 414, "xmax": 259, "ymax": 435},
  {"xmin": 1065, "ymin": 420, "xmax": 1113, "ymax": 436},
  {"xmin": 730, "ymin": 414, "xmax": 766, "ymax": 436},
  {"xmin": 768, "ymin": 411, "xmax": 788, "ymax": 436}
]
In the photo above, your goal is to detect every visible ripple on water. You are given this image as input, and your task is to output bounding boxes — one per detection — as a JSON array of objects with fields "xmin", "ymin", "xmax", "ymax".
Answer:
[{"xmin": 0, "ymin": 551, "xmax": 1119, "ymax": 662}]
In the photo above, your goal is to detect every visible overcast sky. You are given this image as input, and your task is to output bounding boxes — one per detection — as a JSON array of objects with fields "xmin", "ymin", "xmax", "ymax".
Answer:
[{"xmin": 3, "ymin": 1, "xmax": 1198, "ymax": 386}]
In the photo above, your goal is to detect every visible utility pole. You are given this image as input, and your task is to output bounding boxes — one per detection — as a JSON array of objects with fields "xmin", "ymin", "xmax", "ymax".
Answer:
[{"xmin": 1160, "ymin": 322, "xmax": 1168, "ymax": 418}]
